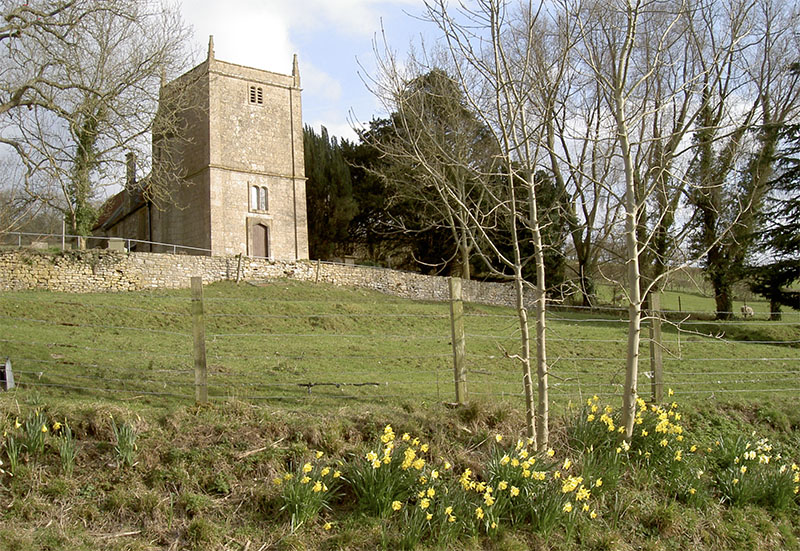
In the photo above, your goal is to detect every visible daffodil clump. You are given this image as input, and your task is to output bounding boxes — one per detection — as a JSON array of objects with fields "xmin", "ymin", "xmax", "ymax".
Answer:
[
  {"xmin": 485, "ymin": 437, "xmax": 600, "ymax": 533},
  {"xmin": 712, "ymin": 435, "xmax": 799, "ymax": 510},
  {"xmin": 346, "ymin": 424, "xmax": 443, "ymax": 519},
  {"xmin": 342, "ymin": 425, "xmax": 603, "ymax": 548},
  {"xmin": 273, "ymin": 449, "xmax": 340, "ymax": 531},
  {"xmin": 569, "ymin": 393, "xmax": 800, "ymax": 510},
  {"xmin": 23, "ymin": 409, "xmax": 50, "ymax": 457},
  {"xmin": 111, "ymin": 415, "xmax": 137, "ymax": 468},
  {"xmin": 1, "ymin": 411, "xmax": 72, "ymax": 475}
]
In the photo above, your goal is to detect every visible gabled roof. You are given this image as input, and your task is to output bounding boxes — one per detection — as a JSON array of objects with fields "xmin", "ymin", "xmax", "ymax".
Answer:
[{"xmin": 93, "ymin": 182, "xmax": 149, "ymax": 232}]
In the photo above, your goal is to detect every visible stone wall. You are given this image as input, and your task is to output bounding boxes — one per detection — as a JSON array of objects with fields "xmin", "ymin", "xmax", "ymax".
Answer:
[{"xmin": 0, "ymin": 250, "xmax": 530, "ymax": 308}]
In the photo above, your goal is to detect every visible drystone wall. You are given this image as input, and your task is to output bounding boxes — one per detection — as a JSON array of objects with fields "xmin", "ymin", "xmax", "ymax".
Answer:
[{"xmin": 0, "ymin": 250, "xmax": 532, "ymax": 308}]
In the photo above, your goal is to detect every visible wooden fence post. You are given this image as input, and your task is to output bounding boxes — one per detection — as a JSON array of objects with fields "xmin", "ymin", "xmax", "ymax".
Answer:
[
  {"xmin": 191, "ymin": 276, "xmax": 208, "ymax": 404},
  {"xmin": 649, "ymin": 291, "xmax": 663, "ymax": 403},
  {"xmin": 449, "ymin": 277, "xmax": 467, "ymax": 404}
]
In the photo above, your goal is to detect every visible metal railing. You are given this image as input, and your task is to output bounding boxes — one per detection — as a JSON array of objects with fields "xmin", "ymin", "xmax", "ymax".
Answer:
[{"xmin": 0, "ymin": 231, "xmax": 213, "ymax": 255}]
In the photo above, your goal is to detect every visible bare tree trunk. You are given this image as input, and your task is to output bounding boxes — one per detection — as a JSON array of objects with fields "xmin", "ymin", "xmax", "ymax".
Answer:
[
  {"xmin": 527, "ymin": 172, "xmax": 549, "ymax": 449},
  {"xmin": 458, "ymin": 204, "xmax": 471, "ymax": 281},
  {"xmin": 513, "ymin": 269, "xmax": 536, "ymax": 443},
  {"xmin": 616, "ymin": 89, "xmax": 642, "ymax": 443}
]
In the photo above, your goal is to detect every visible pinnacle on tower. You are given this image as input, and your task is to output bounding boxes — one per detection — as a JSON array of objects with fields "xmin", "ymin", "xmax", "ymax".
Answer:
[{"xmin": 292, "ymin": 54, "xmax": 300, "ymax": 87}]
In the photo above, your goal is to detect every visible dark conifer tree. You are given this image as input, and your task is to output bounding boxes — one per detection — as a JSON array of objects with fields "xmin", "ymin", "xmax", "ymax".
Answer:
[{"xmin": 303, "ymin": 125, "xmax": 358, "ymax": 260}]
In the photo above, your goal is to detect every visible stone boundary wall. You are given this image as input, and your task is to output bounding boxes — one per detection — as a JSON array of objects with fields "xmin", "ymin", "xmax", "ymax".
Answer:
[{"xmin": 0, "ymin": 250, "xmax": 533, "ymax": 308}]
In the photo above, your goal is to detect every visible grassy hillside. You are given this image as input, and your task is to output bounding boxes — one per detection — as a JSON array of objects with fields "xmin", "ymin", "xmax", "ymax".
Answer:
[
  {"xmin": 1, "ymin": 391, "xmax": 800, "ymax": 550},
  {"xmin": 1, "ymin": 280, "xmax": 797, "ymax": 413},
  {"xmin": 0, "ymin": 280, "xmax": 799, "ymax": 550}
]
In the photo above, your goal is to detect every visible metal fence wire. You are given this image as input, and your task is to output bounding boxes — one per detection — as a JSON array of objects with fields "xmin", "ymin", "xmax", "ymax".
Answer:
[{"xmin": 1, "ymin": 277, "xmax": 798, "ymax": 407}]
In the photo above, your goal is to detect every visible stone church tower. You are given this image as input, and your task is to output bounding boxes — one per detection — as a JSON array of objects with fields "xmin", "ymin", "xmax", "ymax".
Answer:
[{"xmin": 95, "ymin": 37, "xmax": 309, "ymax": 261}]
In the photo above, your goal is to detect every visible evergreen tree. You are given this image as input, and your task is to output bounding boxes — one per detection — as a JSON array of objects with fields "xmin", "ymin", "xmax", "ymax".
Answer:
[
  {"xmin": 303, "ymin": 125, "xmax": 358, "ymax": 260},
  {"xmin": 748, "ymin": 119, "xmax": 800, "ymax": 319}
]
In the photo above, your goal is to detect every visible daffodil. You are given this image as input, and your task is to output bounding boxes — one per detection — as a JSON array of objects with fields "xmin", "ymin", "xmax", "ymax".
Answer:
[
  {"xmin": 392, "ymin": 500, "xmax": 403, "ymax": 511},
  {"xmin": 324, "ymin": 522, "xmax": 332, "ymax": 531}
]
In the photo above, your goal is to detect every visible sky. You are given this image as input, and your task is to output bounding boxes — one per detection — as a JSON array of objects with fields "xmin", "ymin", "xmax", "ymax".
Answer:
[{"xmin": 179, "ymin": 0, "xmax": 431, "ymax": 142}]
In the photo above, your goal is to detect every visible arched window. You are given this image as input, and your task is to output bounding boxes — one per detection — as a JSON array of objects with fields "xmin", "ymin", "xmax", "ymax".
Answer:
[
  {"xmin": 250, "ymin": 185, "xmax": 258, "ymax": 211},
  {"xmin": 250, "ymin": 185, "xmax": 269, "ymax": 212},
  {"xmin": 258, "ymin": 186, "xmax": 268, "ymax": 211}
]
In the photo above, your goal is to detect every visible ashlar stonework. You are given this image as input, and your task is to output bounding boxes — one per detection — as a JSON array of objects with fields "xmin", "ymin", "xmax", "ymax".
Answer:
[{"xmin": 93, "ymin": 37, "xmax": 309, "ymax": 261}]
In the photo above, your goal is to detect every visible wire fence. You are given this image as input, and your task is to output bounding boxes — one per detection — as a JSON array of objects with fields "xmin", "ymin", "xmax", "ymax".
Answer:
[{"xmin": 1, "ymin": 278, "xmax": 798, "ymax": 409}]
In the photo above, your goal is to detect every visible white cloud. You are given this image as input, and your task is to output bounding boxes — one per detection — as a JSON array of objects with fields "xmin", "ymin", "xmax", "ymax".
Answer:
[
  {"xmin": 179, "ymin": 0, "xmax": 428, "ymax": 140},
  {"xmin": 279, "ymin": 0, "xmax": 419, "ymax": 37},
  {"xmin": 301, "ymin": 63, "xmax": 343, "ymax": 103},
  {"xmin": 182, "ymin": 0, "xmax": 297, "ymax": 73},
  {"xmin": 307, "ymin": 119, "xmax": 357, "ymax": 142}
]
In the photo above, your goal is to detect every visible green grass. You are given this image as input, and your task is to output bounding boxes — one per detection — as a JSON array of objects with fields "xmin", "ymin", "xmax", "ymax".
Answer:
[
  {"xmin": 0, "ymin": 392, "xmax": 799, "ymax": 550},
  {"xmin": 0, "ymin": 278, "xmax": 799, "ymax": 549},
  {"xmin": 0, "ymin": 279, "xmax": 798, "ymax": 415},
  {"xmin": 594, "ymin": 281, "xmax": 779, "ymax": 318}
]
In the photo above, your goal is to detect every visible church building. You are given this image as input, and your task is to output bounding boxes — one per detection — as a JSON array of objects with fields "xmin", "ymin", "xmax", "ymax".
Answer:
[{"xmin": 93, "ymin": 38, "xmax": 309, "ymax": 261}]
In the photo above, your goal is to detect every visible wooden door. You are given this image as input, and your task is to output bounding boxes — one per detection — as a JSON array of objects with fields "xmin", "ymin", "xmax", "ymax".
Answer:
[{"xmin": 251, "ymin": 223, "xmax": 269, "ymax": 258}]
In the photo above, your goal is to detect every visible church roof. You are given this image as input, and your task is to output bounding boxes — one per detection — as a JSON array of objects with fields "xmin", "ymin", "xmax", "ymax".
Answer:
[{"xmin": 93, "ymin": 183, "xmax": 149, "ymax": 232}]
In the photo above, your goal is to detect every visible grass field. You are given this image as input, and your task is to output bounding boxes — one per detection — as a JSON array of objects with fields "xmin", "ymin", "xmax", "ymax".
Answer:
[
  {"xmin": 1, "ymin": 280, "xmax": 800, "ymax": 550},
  {"xmin": 1, "ymin": 279, "xmax": 798, "ymax": 412}
]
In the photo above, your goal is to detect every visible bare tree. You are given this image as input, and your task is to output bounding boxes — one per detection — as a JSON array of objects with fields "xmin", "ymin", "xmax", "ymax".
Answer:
[
  {"xmin": 366, "ymin": 0, "xmax": 561, "ymax": 447},
  {"xmin": 686, "ymin": 0, "xmax": 800, "ymax": 319},
  {"xmin": 361, "ymin": 54, "xmax": 494, "ymax": 280},
  {"xmin": 564, "ymin": 0, "xmax": 800, "ymax": 438},
  {"xmin": 0, "ymin": 0, "xmax": 195, "ymax": 235}
]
